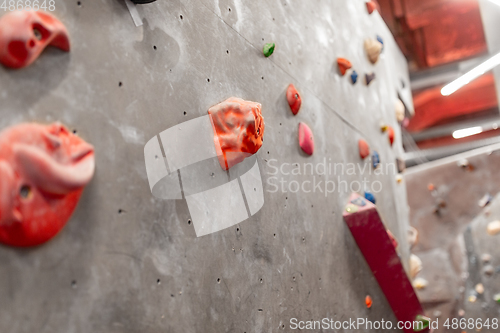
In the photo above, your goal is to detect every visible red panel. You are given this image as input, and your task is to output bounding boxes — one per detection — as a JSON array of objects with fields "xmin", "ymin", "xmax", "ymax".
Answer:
[
  {"xmin": 408, "ymin": 74, "xmax": 498, "ymax": 132},
  {"xmin": 343, "ymin": 193, "xmax": 428, "ymax": 333},
  {"xmin": 378, "ymin": 0, "xmax": 487, "ymax": 69}
]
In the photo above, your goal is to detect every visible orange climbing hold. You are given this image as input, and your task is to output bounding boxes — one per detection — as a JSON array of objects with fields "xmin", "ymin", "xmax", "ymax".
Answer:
[
  {"xmin": 0, "ymin": 123, "xmax": 95, "ymax": 247},
  {"xmin": 208, "ymin": 97, "xmax": 265, "ymax": 170},
  {"xmin": 365, "ymin": 295, "xmax": 373, "ymax": 308},
  {"xmin": 366, "ymin": 1, "xmax": 377, "ymax": 14},
  {"xmin": 387, "ymin": 126, "xmax": 395, "ymax": 146},
  {"xmin": 0, "ymin": 11, "xmax": 70, "ymax": 69},
  {"xmin": 358, "ymin": 139, "xmax": 370, "ymax": 159},
  {"xmin": 337, "ymin": 58, "xmax": 352, "ymax": 76},
  {"xmin": 286, "ymin": 84, "xmax": 302, "ymax": 115}
]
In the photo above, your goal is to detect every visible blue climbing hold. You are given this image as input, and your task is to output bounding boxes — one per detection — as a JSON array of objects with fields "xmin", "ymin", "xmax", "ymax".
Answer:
[
  {"xmin": 351, "ymin": 197, "xmax": 367, "ymax": 207},
  {"xmin": 364, "ymin": 191, "xmax": 376, "ymax": 204},
  {"xmin": 351, "ymin": 70, "xmax": 358, "ymax": 84},
  {"xmin": 372, "ymin": 151, "xmax": 380, "ymax": 169},
  {"xmin": 377, "ymin": 35, "xmax": 384, "ymax": 51}
]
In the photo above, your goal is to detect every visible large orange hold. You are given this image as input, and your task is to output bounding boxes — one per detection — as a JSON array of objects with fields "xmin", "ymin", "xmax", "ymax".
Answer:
[
  {"xmin": 0, "ymin": 123, "xmax": 95, "ymax": 247},
  {"xmin": 286, "ymin": 84, "xmax": 302, "ymax": 115},
  {"xmin": 208, "ymin": 97, "xmax": 265, "ymax": 170},
  {"xmin": 337, "ymin": 58, "xmax": 352, "ymax": 76},
  {"xmin": 0, "ymin": 11, "xmax": 70, "ymax": 69}
]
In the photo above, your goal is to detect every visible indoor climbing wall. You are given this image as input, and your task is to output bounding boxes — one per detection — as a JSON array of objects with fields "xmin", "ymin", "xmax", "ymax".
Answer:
[
  {"xmin": 0, "ymin": 1, "xmax": 414, "ymax": 332},
  {"xmin": 405, "ymin": 144, "xmax": 500, "ymax": 330}
]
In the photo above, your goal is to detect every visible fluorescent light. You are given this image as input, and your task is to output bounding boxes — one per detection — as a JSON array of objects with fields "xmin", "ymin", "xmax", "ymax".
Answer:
[
  {"xmin": 452, "ymin": 126, "xmax": 483, "ymax": 139},
  {"xmin": 441, "ymin": 52, "xmax": 500, "ymax": 96}
]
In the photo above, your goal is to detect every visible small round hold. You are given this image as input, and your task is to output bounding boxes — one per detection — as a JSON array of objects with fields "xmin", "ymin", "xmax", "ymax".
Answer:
[
  {"xmin": 365, "ymin": 295, "xmax": 373, "ymax": 308},
  {"xmin": 468, "ymin": 295, "xmax": 477, "ymax": 303},
  {"xmin": 407, "ymin": 226, "xmax": 419, "ymax": 248},
  {"xmin": 481, "ymin": 253, "xmax": 492, "ymax": 263},
  {"xmin": 387, "ymin": 126, "xmax": 395, "ymax": 146},
  {"xmin": 396, "ymin": 174, "xmax": 403, "ymax": 183},
  {"xmin": 358, "ymin": 139, "xmax": 370, "ymax": 159},
  {"xmin": 458, "ymin": 309, "xmax": 465, "ymax": 317},
  {"xmin": 345, "ymin": 204, "xmax": 358, "ymax": 213},
  {"xmin": 365, "ymin": 72, "xmax": 376, "ymax": 85},
  {"xmin": 376, "ymin": 35, "xmax": 384, "ymax": 51},
  {"xmin": 483, "ymin": 265, "xmax": 494, "ymax": 276},
  {"xmin": 412, "ymin": 277, "xmax": 428, "ymax": 290},
  {"xmin": 286, "ymin": 84, "xmax": 302, "ymax": 115},
  {"xmin": 351, "ymin": 70, "xmax": 359, "ymax": 84},
  {"xmin": 409, "ymin": 254, "xmax": 422, "ymax": 279},
  {"xmin": 487, "ymin": 220, "xmax": 500, "ymax": 236},
  {"xmin": 263, "ymin": 43, "xmax": 275, "ymax": 57},
  {"xmin": 364, "ymin": 191, "xmax": 375, "ymax": 204},
  {"xmin": 337, "ymin": 57, "xmax": 352, "ymax": 76},
  {"xmin": 475, "ymin": 283, "xmax": 484, "ymax": 294},
  {"xmin": 427, "ymin": 183, "xmax": 435, "ymax": 191},
  {"xmin": 395, "ymin": 99, "xmax": 405, "ymax": 122},
  {"xmin": 372, "ymin": 151, "xmax": 380, "ymax": 169},
  {"xmin": 364, "ymin": 39, "xmax": 383, "ymax": 64},
  {"xmin": 494, "ymin": 293, "xmax": 500, "ymax": 304}
]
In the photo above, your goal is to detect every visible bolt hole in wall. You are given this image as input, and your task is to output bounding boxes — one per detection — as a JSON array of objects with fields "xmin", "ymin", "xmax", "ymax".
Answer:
[{"xmin": 19, "ymin": 185, "xmax": 31, "ymax": 199}]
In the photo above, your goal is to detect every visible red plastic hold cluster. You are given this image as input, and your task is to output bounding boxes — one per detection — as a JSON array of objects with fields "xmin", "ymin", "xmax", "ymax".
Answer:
[
  {"xmin": 0, "ymin": 11, "xmax": 70, "ymax": 69},
  {"xmin": 0, "ymin": 123, "xmax": 95, "ymax": 247},
  {"xmin": 208, "ymin": 97, "xmax": 265, "ymax": 170}
]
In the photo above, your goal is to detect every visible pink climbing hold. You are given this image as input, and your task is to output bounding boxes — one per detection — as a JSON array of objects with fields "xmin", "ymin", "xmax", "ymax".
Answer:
[
  {"xmin": 298, "ymin": 122, "xmax": 314, "ymax": 156},
  {"xmin": 358, "ymin": 139, "xmax": 370, "ymax": 159}
]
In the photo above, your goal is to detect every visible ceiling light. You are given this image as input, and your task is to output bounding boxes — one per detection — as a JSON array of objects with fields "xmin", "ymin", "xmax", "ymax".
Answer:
[
  {"xmin": 441, "ymin": 52, "xmax": 500, "ymax": 96},
  {"xmin": 452, "ymin": 126, "xmax": 483, "ymax": 139}
]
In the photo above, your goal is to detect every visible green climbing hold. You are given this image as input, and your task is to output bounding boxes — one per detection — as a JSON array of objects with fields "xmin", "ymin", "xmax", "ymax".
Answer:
[
  {"xmin": 414, "ymin": 315, "xmax": 430, "ymax": 332},
  {"xmin": 263, "ymin": 43, "xmax": 275, "ymax": 57},
  {"xmin": 494, "ymin": 293, "xmax": 500, "ymax": 304}
]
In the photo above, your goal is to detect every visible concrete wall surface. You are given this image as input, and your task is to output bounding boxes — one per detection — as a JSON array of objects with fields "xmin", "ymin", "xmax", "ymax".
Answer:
[{"xmin": 0, "ymin": 1, "xmax": 412, "ymax": 332}]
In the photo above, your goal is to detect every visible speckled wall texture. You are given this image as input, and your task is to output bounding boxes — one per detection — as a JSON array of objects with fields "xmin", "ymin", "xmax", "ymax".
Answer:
[{"xmin": 0, "ymin": 1, "xmax": 413, "ymax": 332}]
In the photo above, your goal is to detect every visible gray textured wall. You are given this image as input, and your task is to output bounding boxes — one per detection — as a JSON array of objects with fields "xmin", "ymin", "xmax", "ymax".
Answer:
[{"xmin": 0, "ymin": 1, "xmax": 412, "ymax": 332}]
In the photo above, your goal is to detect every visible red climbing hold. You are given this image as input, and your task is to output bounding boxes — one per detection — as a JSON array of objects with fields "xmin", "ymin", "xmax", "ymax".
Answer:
[
  {"xmin": 337, "ymin": 58, "xmax": 352, "ymax": 76},
  {"xmin": 208, "ymin": 97, "xmax": 265, "ymax": 170},
  {"xmin": 0, "ymin": 123, "xmax": 95, "ymax": 247},
  {"xmin": 387, "ymin": 126, "xmax": 395, "ymax": 146},
  {"xmin": 366, "ymin": 1, "xmax": 377, "ymax": 14},
  {"xmin": 365, "ymin": 295, "xmax": 373, "ymax": 308},
  {"xmin": 298, "ymin": 122, "xmax": 314, "ymax": 156},
  {"xmin": 358, "ymin": 139, "xmax": 370, "ymax": 159},
  {"xmin": 0, "ymin": 11, "xmax": 70, "ymax": 69},
  {"xmin": 286, "ymin": 84, "xmax": 302, "ymax": 115}
]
